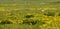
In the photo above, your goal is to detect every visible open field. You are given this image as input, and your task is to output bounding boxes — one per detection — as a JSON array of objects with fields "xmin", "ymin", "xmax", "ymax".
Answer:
[{"xmin": 0, "ymin": 0, "xmax": 60, "ymax": 29}]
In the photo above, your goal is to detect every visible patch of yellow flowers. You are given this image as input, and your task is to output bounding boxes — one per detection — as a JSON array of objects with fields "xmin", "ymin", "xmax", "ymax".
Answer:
[
  {"xmin": 8, "ymin": 20, "xmax": 23, "ymax": 24},
  {"xmin": 0, "ymin": 7, "xmax": 58, "ymax": 11}
]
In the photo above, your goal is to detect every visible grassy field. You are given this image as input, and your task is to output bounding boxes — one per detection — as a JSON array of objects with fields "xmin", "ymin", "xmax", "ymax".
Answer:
[
  {"xmin": 0, "ymin": 0, "xmax": 60, "ymax": 29},
  {"xmin": 0, "ymin": 10, "xmax": 60, "ymax": 29}
]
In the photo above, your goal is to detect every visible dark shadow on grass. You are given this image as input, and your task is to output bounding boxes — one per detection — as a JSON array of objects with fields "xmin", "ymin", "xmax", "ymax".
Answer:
[{"xmin": 0, "ymin": 20, "xmax": 13, "ymax": 24}]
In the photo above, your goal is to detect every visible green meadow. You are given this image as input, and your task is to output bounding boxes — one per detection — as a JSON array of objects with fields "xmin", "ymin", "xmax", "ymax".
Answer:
[{"xmin": 0, "ymin": 0, "xmax": 60, "ymax": 29}]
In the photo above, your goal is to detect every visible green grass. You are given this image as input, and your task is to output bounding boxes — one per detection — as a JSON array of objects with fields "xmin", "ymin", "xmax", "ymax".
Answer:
[
  {"xmin": 0, "ymin": 10, "xmax": 60, "ymax": 29},
  {"xmin": 0, "ymin": 0, "xmax": 60, "ymax": 29}
]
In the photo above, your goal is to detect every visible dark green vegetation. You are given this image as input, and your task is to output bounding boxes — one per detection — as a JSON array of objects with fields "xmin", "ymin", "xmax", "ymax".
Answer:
[
  {"xmin": 0, "ymin": 20, "xmax": 13, "ymax": 24},
  {"xmin": 25, "ymin": 15, "xmax": 34, "ymax": 18}
]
